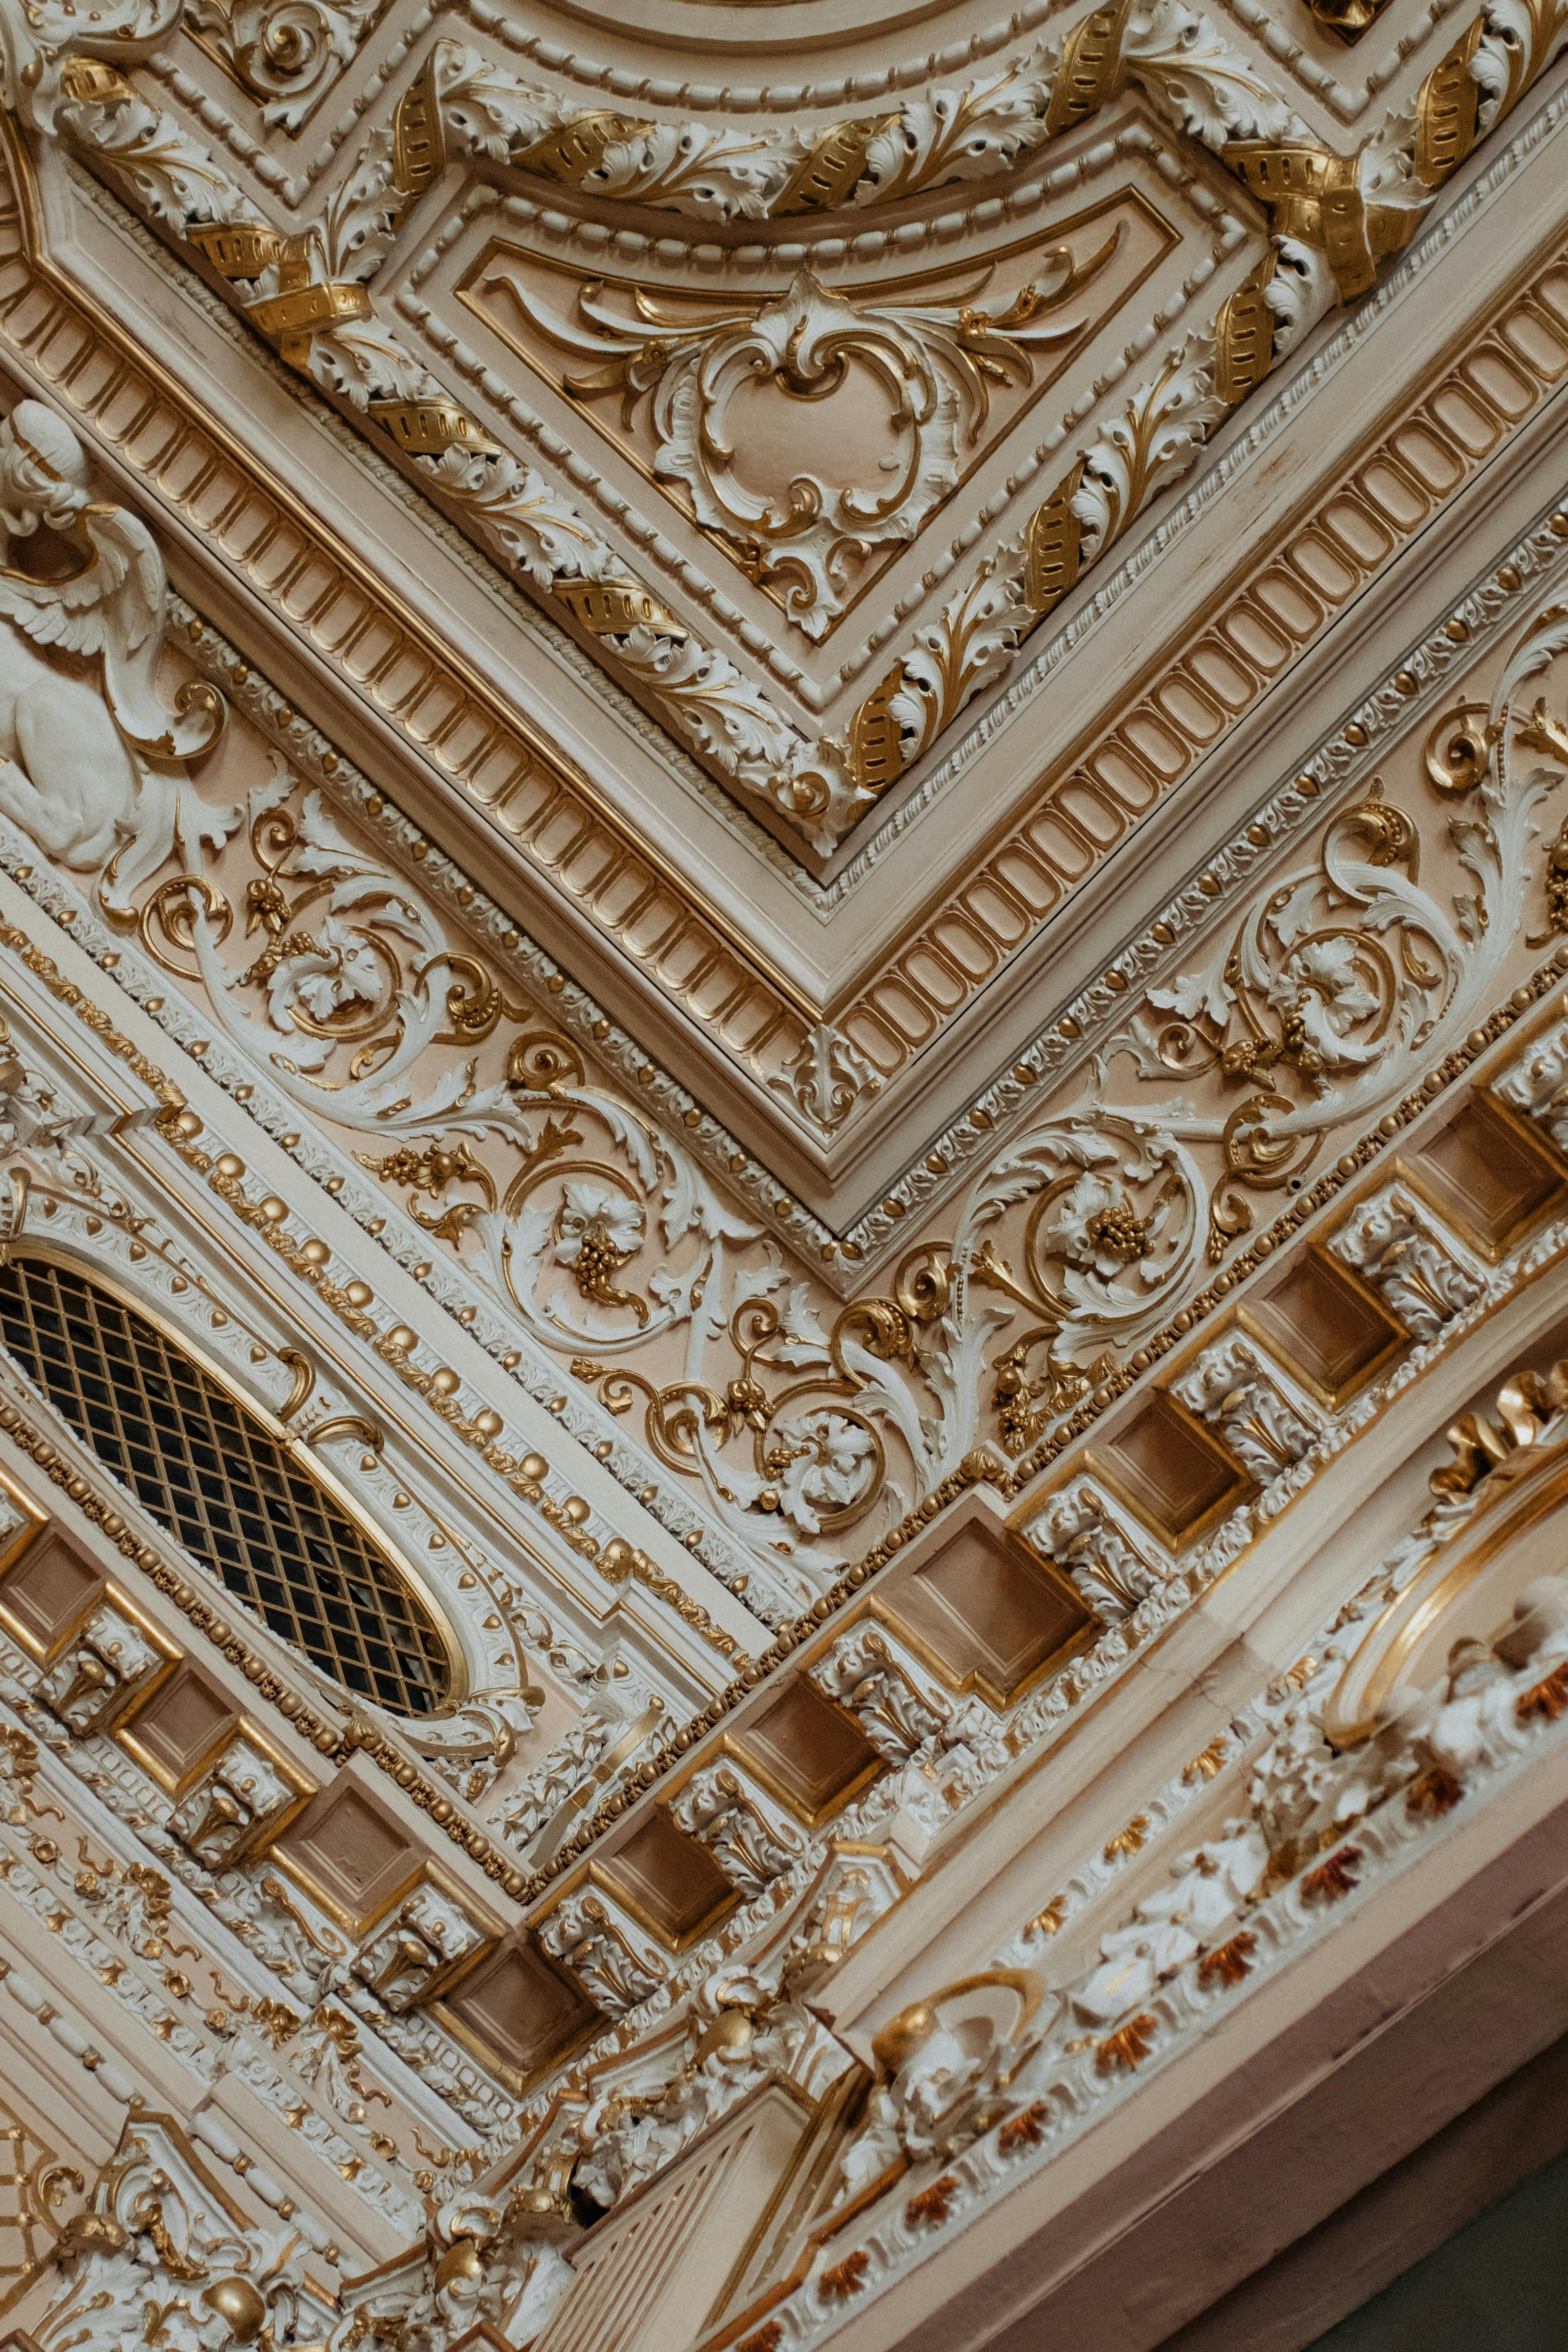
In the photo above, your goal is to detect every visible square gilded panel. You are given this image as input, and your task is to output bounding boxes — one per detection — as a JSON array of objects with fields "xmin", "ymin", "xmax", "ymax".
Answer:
[
  {"xmin": 116, "ymin": 1664, "xmax": 238, "ymax": 1793},
  {"xmin": 1240, "ymin": 1246, "xmax": 1408, "ymax": 1408},
  {"xmin": 1086, "ymin": 1391, "xmax": 1253, "ymax": 1550},
  {"xmin": 730, "ymin": 1675, "xmax": 884, "ymax": 1828},
  {"xmin": 597, "ymin": 1808, "xmax": 738, "ymax": 1948},
  {"xmin": 437, "ymin": 1931, "xmax": 603, "ymax": 2092},
  {"xmin": 881, "ymin": 1493, "xmax": 1093, "ymax": 1703},
  {"xmin": 1398, "ymin": 1089, "xmax": 1568, "ymax": 1260},
  {"xmin": 0, "ymin": 1529, "xmax": 101, "ymax": 1659},
  {"xmin": 270, "ymin": 1776, "xmax": 421, "ymax": 1931}
]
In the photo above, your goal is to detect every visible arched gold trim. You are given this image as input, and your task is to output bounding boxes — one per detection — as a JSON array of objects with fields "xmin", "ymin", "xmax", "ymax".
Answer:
[
  {"xmin": 1322, "ymin": 1440, "xmax": 1568, "ymax": 1747},
  {"xmin": 0, "ymin": 1240, "xmax": 467, "ymax": 1711},
  {"xmin": 871, "ymin": 1967, "xmax": 1043, "ymax": 2073}
]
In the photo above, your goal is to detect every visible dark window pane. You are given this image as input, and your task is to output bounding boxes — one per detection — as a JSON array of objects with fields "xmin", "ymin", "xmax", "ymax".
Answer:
[{"xmin": 0, "ymin": 1257, "xmax": 448, "ymax": 1716}]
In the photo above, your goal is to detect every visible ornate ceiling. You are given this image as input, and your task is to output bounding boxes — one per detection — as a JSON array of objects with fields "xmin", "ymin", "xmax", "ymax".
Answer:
[
  {"xmin": 2, "ymin": 0, "xmax": 1563, "ymax": 1234},
  {"xmin": 0, "ymin": 0, "xmax": 1563, "ymax": 2345}
]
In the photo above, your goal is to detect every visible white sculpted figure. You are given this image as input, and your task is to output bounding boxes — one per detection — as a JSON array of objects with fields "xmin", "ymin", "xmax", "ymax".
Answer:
[
  {"xmin": 1071, "ymin": 1820, "xmax": 1268, "ymax": 2026},
  {"xmin": 0, "ymin": 400, "xmax": 231, "ymax": 914}
]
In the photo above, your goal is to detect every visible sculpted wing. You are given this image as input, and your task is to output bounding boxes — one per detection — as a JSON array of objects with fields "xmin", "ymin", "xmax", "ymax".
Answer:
[
  {"xmin": 0, "ymin": 504, "xmax": 161, "ymax": 661},
  {"xmin": 0, "ymin": 558, "xmax": 111, "ymax": 658}
]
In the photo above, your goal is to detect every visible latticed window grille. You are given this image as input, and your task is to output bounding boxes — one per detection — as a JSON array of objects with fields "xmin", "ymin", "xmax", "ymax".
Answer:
[{"xmin": 0, "ymin": 1253, "xmax": 451, "ymax": 1715}]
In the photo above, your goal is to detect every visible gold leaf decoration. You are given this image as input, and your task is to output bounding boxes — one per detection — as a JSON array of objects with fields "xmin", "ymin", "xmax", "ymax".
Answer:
[
  {"xmin": 848, "ymin": 664, "xmax": 910, "ymax": 798},
  {"xmin": 1415, "ymin": 18, "xmax": 1484, "ymax": 187},
  {"xmin": 392, "ymin": 53, "xmax": 447, "ymax": 198},
  {"xmin": 512, "ymin": 113, "xmax": 657, "ymax": 187},
  {"xmin": 370, "ymin": 399, "xmax": 498, "ymax": 458},
  {"xmin": 552, "ymin": 579, "xmax": 685, "ymax": 638},
  {"xmin": 1045, "ymin": 0, "xmax": 1132, "ymax": 136},
  {"xmin": 1213, "ymin": 257, "xmax": 1276, "ymax": 407},
  {"xmin": 1023, "ymin": 460, "xmax": 1086, "ymax": 618},
  {"xmin": 775, "ymin": 115, "xmax": 893, "ymax": 214}
]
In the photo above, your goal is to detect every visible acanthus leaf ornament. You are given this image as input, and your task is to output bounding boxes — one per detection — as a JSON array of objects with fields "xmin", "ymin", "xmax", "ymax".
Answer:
[
  {"xmin": 185, "ymin": 0, "xmax": 388, "ymax": 132},
  {"xmin": 0, "ymin": 0, "xmax": 180, "ymax": 129},
  {"xmin": 767, "ymin": 1026, "xmax": 883, "ymax": 1137}
]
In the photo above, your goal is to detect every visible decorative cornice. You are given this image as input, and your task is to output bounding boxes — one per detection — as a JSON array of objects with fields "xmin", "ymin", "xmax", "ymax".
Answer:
[
  {"xmin": 36, "ymin": 0, "xmax": 1566, "ymax": 867},
  {"xmin": 0, "ymin": 72, "xmax": 1561, "ymax": 1205}
]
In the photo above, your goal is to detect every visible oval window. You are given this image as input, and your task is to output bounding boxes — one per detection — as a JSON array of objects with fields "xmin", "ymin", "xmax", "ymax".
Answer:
[{"xmin": 0, "ymin": 1253, "xmax": 452, "ymax": 1715}]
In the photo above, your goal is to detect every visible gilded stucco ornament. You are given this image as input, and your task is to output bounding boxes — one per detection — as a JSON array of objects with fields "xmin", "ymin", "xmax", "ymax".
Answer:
[
  {"xmin": 39, "ymin": 0, "xmax": 1568, "ymax": 859},
  {"xmin": 186, "ymin": 0, "xmax": 388, "ymax": 131},
  {"xmin": 1, "ymin": 563, "xmax": 1562, "ymax": 1594},
  {"xmin": 1329, "ymin": 1185, "xmax": 1484, "ymax": 1338},
  {"xmin": 371, "ymin": 8, "xmax": 1297, "ymax": 235},
  {"xmin": 329, "ymin": 2181, "xmax": 577, "ymax": 2351},
  {"xmin": 515, "ymin": 246, "xmax": 1116, "ymax": 638},
  {"xmin": 806, "ymin": 1390, "xmax": 1568, "ymax": 2327},
  {"xmin": 836, "ymin": 1971, "xmax": 1049, "ymax": 2201},
  {"xmin": 0, "ymin": 0, "xmax": 179, "ymax": 131},
  {"xmin": 29, "ymin": 2116, "xmax": 331, "ymax": 2352},
  {"xmin": 1083, "ymin": 619, "xmax": 1568, "ymax": 1270}
]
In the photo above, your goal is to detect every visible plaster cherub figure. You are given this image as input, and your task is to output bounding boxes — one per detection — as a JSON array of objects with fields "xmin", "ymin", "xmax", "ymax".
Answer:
[{"xmin": 0, "ymin": 398, "xmax": 231, "ymax": 913}]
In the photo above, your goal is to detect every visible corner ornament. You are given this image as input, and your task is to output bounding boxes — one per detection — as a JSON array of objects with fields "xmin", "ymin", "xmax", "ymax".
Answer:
[
  {"xmin": 0, "ymin": 0, "xmax": 180, "ymax": 130},
  {"xmin": 0, "ymin": 400, "xmax": 231, "ymax": 918}
]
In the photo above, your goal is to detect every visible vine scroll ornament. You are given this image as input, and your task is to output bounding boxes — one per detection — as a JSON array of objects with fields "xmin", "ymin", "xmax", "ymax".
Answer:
[
  {"xmin": 495, "ymin": 242, "xmax": 1119, "ymax": 639},
  {"xmin": 0, "ymin": 394, "xmax": 1563, "ymax": 1582}
]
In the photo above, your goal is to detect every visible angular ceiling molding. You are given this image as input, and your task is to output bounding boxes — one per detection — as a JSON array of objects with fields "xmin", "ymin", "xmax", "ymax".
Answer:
[
  {"xmin": 0, "ymin": 68, "xmax": 1563, "ymax": 1216},
  {"xmin": 4, "ymin": 0, "xmax": 1561, "ymax": 871}
]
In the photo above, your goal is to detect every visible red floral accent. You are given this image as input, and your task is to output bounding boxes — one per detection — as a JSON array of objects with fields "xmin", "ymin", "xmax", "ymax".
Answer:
[
  {"xmin": 905, "ymin": 2174, "xmax": 958, "ymax": 2228},
  {"xmin": 1197, "ymin": 1930, "xmax": 1258, "ymax": 1987},
  {"xmin": 1519, "ymin": 1662, "xmax": 1568, "ymax": 1723},
  {"xmin": 997, "ymin": 2101, "xmax": 1049, "ymax": 2153},
  {"xmin": 1301, "ymin": 1845, "xmax": 1362, "ymax": 1902},
  {"xmin": 820, "ymin": 2251, "xmax": 871, "ymax": 2303},
  {"xmin": 1405, "ymin": 1765, "xmax": 1463, "ymax": 1817},
  {"xmin": 738, "ymin": 2327, "xmax": 783, "ymax": 2352},
  {"xmin": 1096, "ymin": 2012, "xmax": 1157, "ymax": 2073}
]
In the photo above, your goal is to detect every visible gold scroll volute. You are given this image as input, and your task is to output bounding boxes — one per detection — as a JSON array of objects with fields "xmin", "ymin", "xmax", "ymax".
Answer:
[
  {"xmin": 1023, "ymin": 458, "xmax": 1086, "ymax": 619},
  {"xmin": 1044, "ymin": 0, "xmax": 1133, "ymax": 137}
]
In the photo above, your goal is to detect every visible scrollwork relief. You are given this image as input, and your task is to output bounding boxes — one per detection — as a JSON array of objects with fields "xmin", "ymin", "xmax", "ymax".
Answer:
[
  {"xmin": 480, "ymin": 241, "xmax": 1117, "ymax": 639},
  {"xmin": 809, "ymin": 1370, "xmax": 1568, "ymax": 2322},
  {"xmin": 28, "ymin": 2114, "xmax": 333, "ymax": 2352},
  {"xmin": 330, "ymin": 2180, "xmax": 576, "ymax": 2352},
  {"xmin": 1, "ymin": 399, "xmax": 1567, "ymax": 1629},
  {"xmin": 186, "ymin": 0, "xmax": 387, "ymax": 132}
]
